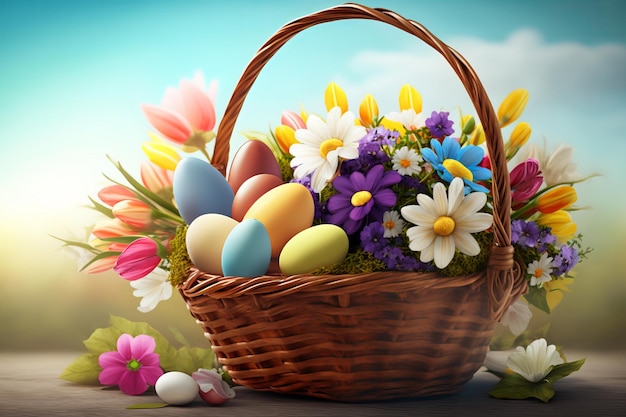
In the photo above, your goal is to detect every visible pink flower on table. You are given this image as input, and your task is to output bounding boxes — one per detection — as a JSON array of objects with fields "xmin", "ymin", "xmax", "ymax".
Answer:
[
  {"xmin": 114, "ymin": 237, "xmax": 162, "ymax": 281},
  {"xmin": 141, "ymin": 72, "xmax": 217, "ymax": 146},
  {"xmin": 98, "ymin": 334, "xmax": 163, "ymax": 395}
]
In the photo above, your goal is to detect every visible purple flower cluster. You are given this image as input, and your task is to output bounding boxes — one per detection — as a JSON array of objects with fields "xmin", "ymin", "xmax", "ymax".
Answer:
[
  {"xmin": 341, "ymin": 127, "xmax": 397, "ymax": 175},
  {"xmin": 511, "ymin": 219, "xmax": 555, "ymax": 251},
  {"xmin": 360, "ymin": 223, "xmax": 433, "ymax": 271},
  {"xmin": 552, "ymin": 244, "xmax": 580, "ymax": 276}
]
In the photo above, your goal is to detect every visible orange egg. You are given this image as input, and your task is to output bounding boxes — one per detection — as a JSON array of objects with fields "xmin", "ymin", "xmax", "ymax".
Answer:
[
  {"xmin": 227, "ymin": 140, "xmax": 282, "ymax": 194},
  {"xmin": 243, "ymin": 183, "xmax": 314, "ymax": 257},
  {"xmin": 231, "ymin": 174, "xmax": 284, "ymax": 221}
]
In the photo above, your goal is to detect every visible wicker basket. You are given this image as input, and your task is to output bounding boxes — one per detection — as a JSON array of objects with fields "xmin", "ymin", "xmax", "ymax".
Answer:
[{"xmin": 178, "ymin": 3, "xmax": 526, "ymax": 402}]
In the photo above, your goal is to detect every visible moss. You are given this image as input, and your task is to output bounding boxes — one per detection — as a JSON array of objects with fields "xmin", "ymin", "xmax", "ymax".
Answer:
[
  {"xmin": 312, "ymin": 249, "xmax": 386, "ymax": 275},
  {"xmin": 168, "ymin": 225, "xmax": 191, "ymax": 286},
  {"xmin": 438, "ymin": 231, "xmax": 494, "ymax": 277}
]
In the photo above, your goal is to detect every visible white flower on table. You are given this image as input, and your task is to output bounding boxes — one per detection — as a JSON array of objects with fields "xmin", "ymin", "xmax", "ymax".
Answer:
[{"xmin": 506, "ymin": 338, "xmax": 564, "ymax": 383}]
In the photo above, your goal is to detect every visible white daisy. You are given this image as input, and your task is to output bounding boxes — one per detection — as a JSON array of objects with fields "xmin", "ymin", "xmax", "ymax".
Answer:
[
  {"xmin": 290, "ymin": 106, "xmax": 366, "ymax": 193},
  {"xmin": 391, "ymin": 146, "xmax": 423, "ymax": 176},
  {"xmin": 527, "ymin": 252, "xmax": 554, "ymax": 287},
  {"xmin": 385, "ymin": 108, "xmax": 425, "ymax": 130},
  {"xmin": 400, "ymin": 177, "xmax": 492, "ymax": 269},
  {"xmin": 382, "ymin": 210, "xmax": 405, "ymax": 238},
  {"xmin": 506, "ymin": 338, "xmax": 563, "ymax": 382},
  {"xmin": 130, "ymin": 268, "xmax": 173, "ymax": 313},
  {"xmin": 500, "ymin": 298, "xmax": 533, "ymax": 336}
]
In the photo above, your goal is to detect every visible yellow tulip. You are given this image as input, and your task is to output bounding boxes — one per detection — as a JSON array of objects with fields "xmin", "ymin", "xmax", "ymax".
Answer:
[
  {"xmin": 497, "ymin": 89, "xmax": 529, "ymax": 128},
  {"xmin": 141, "ymin": 140, "xmax": 181, "ymax": 171},
  {"xmin": 398, "ymin": 84, "xmax": 422, "ymax": 113},
  {"xmin": 359, "ymin": 94, "xmax": 379, "ymax": 127},
  {"xmin": 505, "ymin": 121, "xmax": 532, "ymax": 159},
  {"xmin": 461, "ymin": 115, "xmax": 476, "ymax": 135},
  {"xmin": 275, "ymin": 124, "xmax": 299, "ymax": 154},
  {"xmin": 469, "ymin": 124, "xmax": 485, "ymax": 145},
  {"xmin": 537, "ymin": 210, "xmax": 577, "ymax": 242},
  {"xmin": 537, "ymin": 186, "xmax": 577, "ymax": 214},
  {"xmin": 324, "ymin": 82, "xmax": 348, "ymax": 113}
]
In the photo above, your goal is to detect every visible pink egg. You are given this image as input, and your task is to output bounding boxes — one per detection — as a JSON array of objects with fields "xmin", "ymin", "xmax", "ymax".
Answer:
[
  {"xmin": 227, "ymin": 140, "xmax": 282, "ymax": 194},
  {"xmin": 232, "ymin": 174, "xmax": 284, "ymax": 221}
]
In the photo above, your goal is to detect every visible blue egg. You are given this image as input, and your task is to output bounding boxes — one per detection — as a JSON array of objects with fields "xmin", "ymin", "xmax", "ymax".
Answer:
[
  {"xmin": 173, "ymin": 158, "xmax": 234, "ymax": 224},
  {"xmin": 221, "ymin": 219, "xmax": 271, "ymax": 278}
]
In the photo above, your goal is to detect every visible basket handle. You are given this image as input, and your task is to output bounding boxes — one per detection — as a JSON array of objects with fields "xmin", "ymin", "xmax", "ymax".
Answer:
[{"xmin": 212, "ymin": 3, "xmax": 518, "ymax": 298}]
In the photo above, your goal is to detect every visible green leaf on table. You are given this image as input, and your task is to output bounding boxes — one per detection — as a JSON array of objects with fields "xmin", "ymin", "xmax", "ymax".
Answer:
[
  {"xmin": 59, "ymin": 353, "xmax": 101, "ymax": 384},
  {"xmin": 173, "ymin": 346, "xmax": 216, "ymax": 375},
  {"xmin": 489, "ymin": 372, "xmax": 556, "ymax": 403},
  {"xmin": 547, "ymin": 358, "xmax": 586, "ymax": 382},
  {"xmin": 83, "ymin": 326, "xmax": 123, "ymax": 356},
  {"xmin": 108, "ymin": 315, "xmax": 178, "ymax": 371},
  {"xmin": 126, "ymin": 403, "xmax": 169, "ymax": 409},
  {"xmin": 524, "ymin": 286, "xmax": 550, "ymax": 314}
]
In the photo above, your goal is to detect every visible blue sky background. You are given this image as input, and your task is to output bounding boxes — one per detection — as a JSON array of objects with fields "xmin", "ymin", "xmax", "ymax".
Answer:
[{"xmin": 1, "ymin": 0, "xmax": 625, "ymax": 350}]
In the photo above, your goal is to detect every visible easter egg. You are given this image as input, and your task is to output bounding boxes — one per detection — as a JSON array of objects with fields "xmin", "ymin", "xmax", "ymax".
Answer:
[
  {"xmin": 279, "ymin": 224, "xmax": 349, "ymax": 275},
  {"xmin": 227, "ymin": 140, "xmax": 282, "ymax": 194},
  {"xmin": 155, "ymin": 371, "xmax": 199, "ymax": 406},
  {"xmin": 231, "ymin": 174, "xmax": 284, "ymax": 221},
  {"xmin": 221, "ymin": 219, "xmax": 272, "ymax": 278},
  {"xmin": 186, "ymin": 213, "xmax": 238, "ymax": 275},
  {"xmin": 173, "ymin": 157, "xmax": 234, "ymax": 224},
  {"xmin": 243, "ymin": 183, "xmax": 314, "ymax": 258}
]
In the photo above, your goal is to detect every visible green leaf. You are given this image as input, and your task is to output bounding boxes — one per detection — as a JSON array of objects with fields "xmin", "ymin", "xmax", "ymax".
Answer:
[
  {"xmin": 78, "ymin": 251, "xmax": 122, "ymax": 272},
  {"xmin": 489, "ymin": 372, "xmax": 555, "ymax": 403},
  {"xmin": 524, "ymin": 286, "xmax": 551, "ymax": 314},
  {"xmin": 547, "ymin": 358, "xmax": 586, "ymax": 382},
  {"xmin": 83, "ymin": 326, "xmax": 123, "ymax": 356},
  {"xmin": 59, "ymin": 353, "xmax": 102, "ymax": 384},
  {"xmin": 126, "ymin": 403, "xmax": 169, "ymax": 409},
  {"xmin": 169, "ymin": 326, "xmax": 191, "ymax": 348},
  {"xmin": 88, "ymin": 195, "xmax": 114, "ymax": 218},
  {"xmin": 108, "ymin": 315, "xmax": 178, "ymax": 371},
  {"xmin": 173, "ymin": 346, "xmax": 216, "ymax": 375}
]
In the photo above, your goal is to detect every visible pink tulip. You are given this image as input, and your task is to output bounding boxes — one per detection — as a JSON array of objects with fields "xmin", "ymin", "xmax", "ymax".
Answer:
[
  {"xmin": 91, "ymin": 217, "xmax": 136, "ymax": 239},
  {"xmin": 510, "ymin": 158, "xmax": 543, "ymax": 209},
  {"xmin": 112, "ymin": 199, "xmax": 153, "ymax": 229},
  {"xmin": 140, "ymin": 160, "xmax": 174, "ymax": 193},
  {"xmin": 114, "ymin": 237, "xmax": 161, "ymax": 281},
  {"xmin": 141, "ymin": 73, "xmax": 217, "ymax": 145},
  {"xmin": 281, "ymin": 110, "xmax": 306, "ymax": 130},
  {"xmin": 83, "ymin": 256, "xmax": 118, "ymax": 274},
  {"xmin": 98, "ymin": 185, "xmax": 137, "ymax": 207}
]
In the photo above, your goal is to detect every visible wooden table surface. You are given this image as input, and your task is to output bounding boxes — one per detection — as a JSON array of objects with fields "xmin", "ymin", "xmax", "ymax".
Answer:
[{"xmin": 1, "ymin": 351, "xmax": 624, "ymax": 416}]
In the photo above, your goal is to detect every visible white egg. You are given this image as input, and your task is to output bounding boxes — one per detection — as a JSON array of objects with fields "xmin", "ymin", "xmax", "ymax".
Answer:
[{"xmin": 155, "ymin": 371, "xmax": 199, "ymax": 405}]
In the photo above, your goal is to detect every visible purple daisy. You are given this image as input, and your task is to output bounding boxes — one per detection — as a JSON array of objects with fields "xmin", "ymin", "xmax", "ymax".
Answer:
[{"xmin": 327, "ymin": 164, "xmax": 401, "ymax": 235}]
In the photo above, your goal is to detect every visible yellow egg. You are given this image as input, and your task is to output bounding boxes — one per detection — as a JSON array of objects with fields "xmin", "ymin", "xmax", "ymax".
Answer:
[
  {"xmin": 186, "ymin": 213, "xmax": 239, "ymax": 275},
  {"xmin": 243, "ymin": 183, "xmax": 314, "ymax": 257},
  {"xmin": 279, "ymin": 224, "xmax": 349, "ymax": 275}
]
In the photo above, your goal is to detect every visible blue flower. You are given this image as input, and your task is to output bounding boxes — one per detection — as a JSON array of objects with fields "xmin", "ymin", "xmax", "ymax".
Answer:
[{"xmin": 421, "ymin": 137, "xmax": 491, "ymax": 194}]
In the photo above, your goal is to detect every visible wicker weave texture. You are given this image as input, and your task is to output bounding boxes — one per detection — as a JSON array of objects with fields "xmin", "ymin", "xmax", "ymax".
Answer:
[{"xmin": 178, "ymin": 3, "xmax": 525, "ymax": 401}]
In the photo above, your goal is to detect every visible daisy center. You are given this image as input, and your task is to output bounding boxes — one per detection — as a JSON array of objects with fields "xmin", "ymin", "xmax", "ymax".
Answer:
[
  {"xmin": 127, "ymin": 359, "xmax": 142, "ymax": 372},
  {"xmin": 384, "ymin": 220, "xmax": 396, "ymax": 230},
  {"xmin": 319, "ymin": 138, "xmax": 343, "ymax": 159},
  {"xmin": 533, "ymin": 268, "xmax": 544, "ymax": 278},
  {"xmin": 400, "ymin": 159, "xmax": 411, "ymax": 168},
  {"xmin": 351, "ymin": 191, "xmax": 372, "ymax": 207},
  {"xmin": 442, "ymin": 159, "xmax": 473, "ymax": 181},
  {"xmin": 433, "ymin": 216, "xmax": 456, "ymax": 236}
]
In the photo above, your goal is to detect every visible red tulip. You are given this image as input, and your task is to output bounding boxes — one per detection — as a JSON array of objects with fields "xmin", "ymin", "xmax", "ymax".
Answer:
[
  {"xmin": 114, "ymin": 237, "xmax": 161, "ymax": 281},
  {"xmin": 510, "ymin": 158, "xmax": 543, "ymax": 209}
]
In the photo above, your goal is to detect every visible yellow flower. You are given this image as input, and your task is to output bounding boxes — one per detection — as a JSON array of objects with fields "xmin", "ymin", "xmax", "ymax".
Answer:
[
  {"xmin": 505, "ymin": 121, "xmax": 532, "ymax": 159},
  {"xmin": 497, "ymin": 89, "xmax": 529, "ymax": 128},
  {"xmin": 544, "ymin": 277, "xmax": 574, "ymax": 311},
  {"xmin": 141, "ymin": 138, "xmax": 181, "ymax": 171},
  {"xmin": 359, "ymin": 93, "xmax": 379, "ymax": 127},
  {"xmin": 469, "ymin": 124, "xmax": 485, "ymax": 145},
  {"xmin": 398, "ymin": 84, "xmax": 422, "ymax": 113},
  {"xmin": 324, "ymin": 82, "xmax": 348, "ymax": 114},
  {"xmin": 537, "ymin": 186, "xmax": 577, "ymax": 214},
  {"xmin": 536, "ymin": 210, "xmax": 577, "ymax": 242},
  {"xmin": 275, "ymin": 124, "xmax": 298, "ymax": 154}
]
